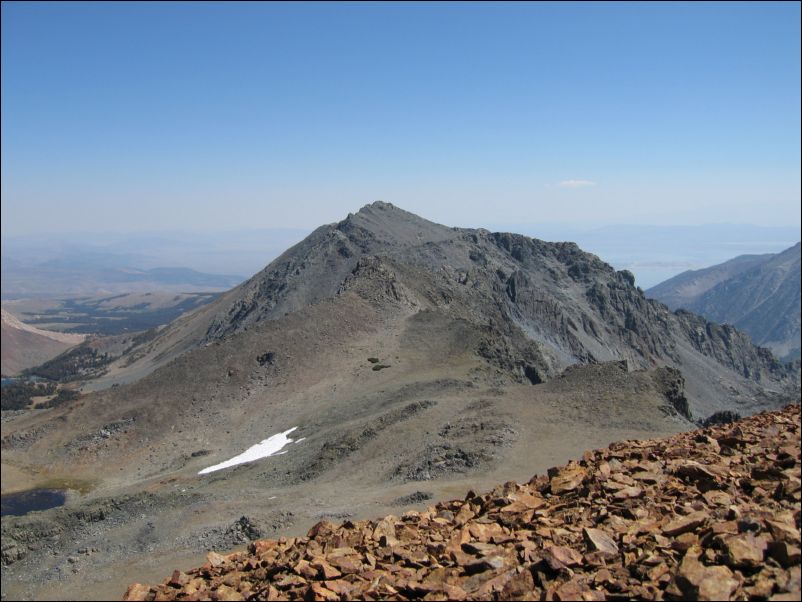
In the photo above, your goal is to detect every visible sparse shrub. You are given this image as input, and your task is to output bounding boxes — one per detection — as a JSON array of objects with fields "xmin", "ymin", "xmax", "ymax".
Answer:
[
  {"xmin": 1, "ymin": 381, "xmax": 57, "ymax": 410},
  {"xmin": 25, "ymin": 346, "xmax": 111, "ymax": 382},
  {"xmin": 41, "ymin": 388, "xmax": 81, "ymax": 409},
  {"xmin": 372, "ymin": 364, "xmax": 391, "ymax": 371},
  {"xmin": 257, "ymin": 352, "xmax": 276, "ymax": 366},
  {"xmin": 367, "ymin": 357, "xmax": 379, "ymax": 363}
]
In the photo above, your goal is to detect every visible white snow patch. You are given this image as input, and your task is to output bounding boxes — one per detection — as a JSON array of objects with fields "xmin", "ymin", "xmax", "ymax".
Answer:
[{"xmin": 198, "ymin": 427, "xmax": 299, "ymax": 475}]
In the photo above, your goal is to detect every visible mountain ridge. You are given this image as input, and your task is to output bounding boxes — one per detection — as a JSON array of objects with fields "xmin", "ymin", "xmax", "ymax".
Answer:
[
  {"xmin": 648, "ymin": 242, "xmax": 801, "ymax": 361},
  {"xmin": 94, "ymin": 201, "xmax": 797, "ymax": 418}
]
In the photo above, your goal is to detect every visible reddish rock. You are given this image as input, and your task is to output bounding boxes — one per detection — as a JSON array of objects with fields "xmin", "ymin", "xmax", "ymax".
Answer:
[
  {"xmin": 549, "ymin": 464, "xmax": 588, "ymax": 494},
  {"xmin": 612, "ymin": 486, "xmax": 643, "ymax": 500},
  {"xmin": 767, "ymin": 518, "xmax": 801, "ymax": 544},
  {"xmin": 498, "ymin": 569, "xmax": 537, "ymax": 600},
  {"xmin": 544, "ymin": 545, "xmax": 584, "ymax": 570},
  {"xmin": 583, "ymin": 528, "xmax": 619, "ymax": 558},
  {"xmin": 215, "ymin": 584, "xmax": 244, "ymax": 601},
  {"xmin": 122, "ymin": 405, "xmax": 802, "ymax": 602},
  {"xmin": 304, "ymin": 582, "xmax": 338, "ymax": 601},
  {"xmin": 310, "ymin": 559, "xmax": 342, "ymax": 580},
  {"xmin": 372, "ymin": 516, "xmax": 398, "ymax": 546},
  {"xmin": 307, "ymin": 520, "xmax": 336, "ymax": 539},
  {"xmin": 724, "ymin": 533, "xmax": 767, "ymax": 569},
  {"xmin": 674, "ymin": 550, "xmax": 739, "ymax": 600},
  {"xmin": 662, "ymin": 511, "xmax": 708, "ymax": 537},
  {"xmin": 168, "ymin": 571, "xmax": 189, "ymax": 588},
  {"xmin": 206, "ymin": 551, "xmax": 227, "ymax": 568},
  {"xmin": 123, "ymin": 584, "xmax": 152, "ymax": 601}
]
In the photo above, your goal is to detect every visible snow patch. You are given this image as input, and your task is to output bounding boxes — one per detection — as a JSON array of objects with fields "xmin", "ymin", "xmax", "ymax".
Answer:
[{"xmin": 198, "ymin": 427, "xmax": 299, "ymax": 475}]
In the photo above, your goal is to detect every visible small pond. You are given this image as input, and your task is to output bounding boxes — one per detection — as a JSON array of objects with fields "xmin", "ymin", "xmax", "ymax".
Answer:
[
  {"xmin": 1, "ymin": 488, "xmax": 67, "ymax": 517},
  {"xmin": 1, "ymin": 376, "xmax": 44, "ymax": 388}
]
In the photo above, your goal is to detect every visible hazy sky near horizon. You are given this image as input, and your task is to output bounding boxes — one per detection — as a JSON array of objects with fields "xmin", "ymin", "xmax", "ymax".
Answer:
[{"xmin": 2, "ymin": 1, "xmax": 800, "ymax": 236}]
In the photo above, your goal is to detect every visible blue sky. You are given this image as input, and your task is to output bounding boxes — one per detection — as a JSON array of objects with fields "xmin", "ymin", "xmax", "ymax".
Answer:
[{"xmin": 2, "ymin": 1, "xmax": 800, "ymax": 235}]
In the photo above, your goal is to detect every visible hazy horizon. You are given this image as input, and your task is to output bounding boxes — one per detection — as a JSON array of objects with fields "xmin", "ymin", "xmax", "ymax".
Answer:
[
  {"xmin": 3, "ymin": 218, "xmax": 799, "ymax": 290},
  {"xmin": 2, "ymin": 2, "xmax": 800, "ymax": 237}
]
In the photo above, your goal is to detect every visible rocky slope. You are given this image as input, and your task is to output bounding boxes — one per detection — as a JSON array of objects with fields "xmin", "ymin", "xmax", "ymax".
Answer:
[
  {"xmin": 125, "ymin": 404, "xmax": 801, "ymax": 602},
  {"xmin": 91, "ymin": 203, "xmax": 797, "ymax": 418},
  {"xmin": 648, "ymin": 243, "xmax": 801, "ymax": 362},
  {"xmin": 1, "ymin": 308, "xmax": 85, "ymax": 376}
]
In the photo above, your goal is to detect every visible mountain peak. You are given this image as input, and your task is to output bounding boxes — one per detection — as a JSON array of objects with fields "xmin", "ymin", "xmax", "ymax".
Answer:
[
  {"xmin": 338, "ymin": 202, "xmax": 454, "ymax": 246},
  {"xmin": 357, "ymin": 200, "xmax": 398, "ymax": 213}
]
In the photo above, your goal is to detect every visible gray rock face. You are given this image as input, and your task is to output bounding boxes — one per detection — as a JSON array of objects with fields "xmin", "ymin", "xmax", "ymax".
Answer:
[
  {"xmin": 648, "ymin": 242, "xmax": 801, "ymax": 362},
  {"xmin": 184, "ymin": 202, "xmax": 798, "ymax": 417}
]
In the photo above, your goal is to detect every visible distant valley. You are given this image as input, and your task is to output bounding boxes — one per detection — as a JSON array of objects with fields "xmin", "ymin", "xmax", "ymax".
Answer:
[
  {"xmin": 1, "ymin": 293, "xmax": 224, "ymax": 377},
  {"xmin": 4, "ymin": 292, "xmax": 222, "ymax": 336},
  {"xmin": 1, "ymin": 262, "xmax": 243, "ymax": 299},
  {"xmin": 1, "ymin": 228, "xmax": 310, "ymax": 299}
]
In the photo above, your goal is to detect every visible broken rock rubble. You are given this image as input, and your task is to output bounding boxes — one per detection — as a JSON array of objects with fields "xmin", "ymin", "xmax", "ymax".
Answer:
[{"xmin": 125, "ymin": 404, "xmax": 801, "ymax": 601}]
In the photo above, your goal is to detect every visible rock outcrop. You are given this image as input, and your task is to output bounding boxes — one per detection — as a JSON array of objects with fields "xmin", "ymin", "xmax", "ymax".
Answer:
[{"xmin": 125, "ymin": 404, "xmax": 801, "ymax": 602}]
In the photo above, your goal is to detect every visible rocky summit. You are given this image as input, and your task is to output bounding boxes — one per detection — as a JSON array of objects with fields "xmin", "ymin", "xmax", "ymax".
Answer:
[{"xmin": 125, "ymin": 404, "xmax": 801, "ymax": 602}]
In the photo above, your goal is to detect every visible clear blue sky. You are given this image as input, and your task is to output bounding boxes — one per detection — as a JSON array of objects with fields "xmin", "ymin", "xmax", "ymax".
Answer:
[{"xmin": 2, "ymin": 1, "xmax": 800, "ymax": 235}]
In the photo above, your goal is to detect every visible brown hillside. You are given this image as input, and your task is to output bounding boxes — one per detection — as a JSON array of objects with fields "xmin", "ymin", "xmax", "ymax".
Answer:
[{"xmin": 0, "ymin": 308, "xmax": 85, "ymax": 376}]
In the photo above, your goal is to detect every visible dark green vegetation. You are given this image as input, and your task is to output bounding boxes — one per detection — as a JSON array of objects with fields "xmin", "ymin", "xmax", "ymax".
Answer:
[
  {"xmin": 40, "ymin": 388, "xmax": 81, "ymax": 409},
  {"xmin": 256, "ymin": 352, "xmax": 276, "ymax": 366},
  {"xmin": 0, "ymin": 379, "xmax": 80, "ymax": 410},
  {"xmin": 0, "ymin": 380, "xmax": 56, "ymax": 410},
  {"xmin": 25, "ymin": 346, "xmax": 112, "ymax": 382},
  {"xmin": 367, "ymin": 357, "xmax": 390, "ymax": 371}
]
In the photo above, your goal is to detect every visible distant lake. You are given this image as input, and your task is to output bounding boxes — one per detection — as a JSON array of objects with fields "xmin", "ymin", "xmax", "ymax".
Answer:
[
  {"xmin": 1, "ymin": 376, "xmax": 44, "ymax": 388},
  {"xmin": 1, "ymin": 488, "xmax": 67, "ymax": 517}
]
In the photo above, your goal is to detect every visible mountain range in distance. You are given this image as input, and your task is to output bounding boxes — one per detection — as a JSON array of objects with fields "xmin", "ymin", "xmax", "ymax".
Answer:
[
  {"xmin": 1, "ymin": 228, "xmax": 311, "ymax": 299},
  {"xmin": 3, "ymin": 222, "xmax": 798, "ymax": 300},
  {"xmin": 648, "ymin": 242, "xmax": 801, "ymax": 362},
  {"xmin": 1, "ymin": 260, "xmax": 245, "ymax": 300}
]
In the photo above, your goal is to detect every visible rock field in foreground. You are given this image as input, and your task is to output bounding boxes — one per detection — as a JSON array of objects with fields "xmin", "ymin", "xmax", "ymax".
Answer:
[{"xmin": 125, "ymin": 404, "xmax": 801, "ymax": 601}]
